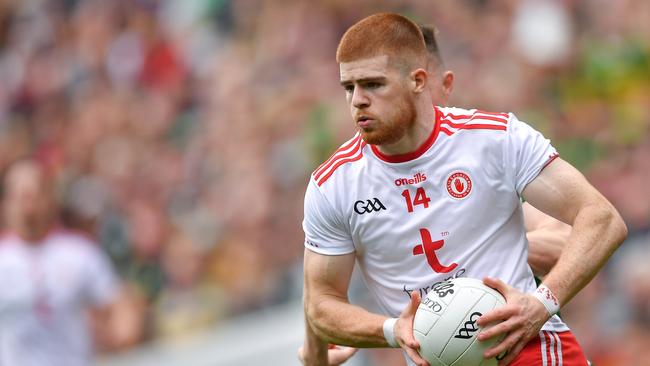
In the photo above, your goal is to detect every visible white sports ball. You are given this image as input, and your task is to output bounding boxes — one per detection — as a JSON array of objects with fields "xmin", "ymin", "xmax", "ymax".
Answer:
[{"xmin": 413, "ymin": 277, "xmax": 506, "ymax": 366}]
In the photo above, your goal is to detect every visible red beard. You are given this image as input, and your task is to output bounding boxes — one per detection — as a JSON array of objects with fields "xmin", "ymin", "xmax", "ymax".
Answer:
[{"xmin": 357, "ymin": 94, "xmax": 416, "ymax": 146}]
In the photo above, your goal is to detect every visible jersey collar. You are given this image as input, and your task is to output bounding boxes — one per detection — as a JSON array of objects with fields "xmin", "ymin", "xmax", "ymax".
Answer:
[{"xmin": 370, "ymin": 106, "xmax": 441, "ymax": 163}]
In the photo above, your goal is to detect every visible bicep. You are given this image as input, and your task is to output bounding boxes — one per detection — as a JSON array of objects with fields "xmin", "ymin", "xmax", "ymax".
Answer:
[
  {"xmin": 522, "ymin": 157, "xmax": 604, "ymax": 225},
  {"xmin": 303, "ymin": 248, "xmax": 355, "ymax": 302}
]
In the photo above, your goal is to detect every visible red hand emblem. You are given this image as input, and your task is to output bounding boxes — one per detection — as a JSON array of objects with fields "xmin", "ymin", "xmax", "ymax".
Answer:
[{"xmin": 454, "ymin": 178, "xmax": 464, "ymax": 193}]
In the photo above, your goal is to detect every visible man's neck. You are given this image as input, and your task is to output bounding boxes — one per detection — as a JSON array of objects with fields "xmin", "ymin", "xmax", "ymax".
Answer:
[{"xmin": 375, "ymin": 102, "xmax": 436, "ymax": 156}]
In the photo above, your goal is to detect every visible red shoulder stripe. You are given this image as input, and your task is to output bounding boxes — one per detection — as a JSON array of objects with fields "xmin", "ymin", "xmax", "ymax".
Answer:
[
  {"xmin": 440, "ymin": 117, "xmax": 508, "ymax": 130},
  {"xmin": 439, "ymin": 126, "xmax": 453, "ymax": 136},
  {"xmin": 314, "ymin": 134, "xmax": 361, "ymax": 175},
  {"xmin": 438, "ymin": 122, "xmax": 507, "ymax": 138},
  {"xmin": 440, "ymin": 112, "xmax": 508, "ymax": 125},
  {"xmin": 316, "ymin": 143, "xmax": 366, "ymax": 186},
  {"xmin": 475, "ymin": 109, "xmax": 509, "ymax": 118},
  {"xmin": 439, "ymin": 111, "xmax": 473, "ymax": 120},
  {"xmin": 470, "ymin": 115, "xmax": 508, "ymax": 124},
  {"xmin": 440, "ymin": 119, "xmax": 468, "ymax": 129},
  {"xmin": 455, "ymin": 124, "xmax": 507, "ymax": 131},
  {"xmin": 436, "ymin": 108, "xmax": 510, "ymax": 138},
  {"xmin": 313, "ymin": 135, "xmax": 362, "ymax": 179}
]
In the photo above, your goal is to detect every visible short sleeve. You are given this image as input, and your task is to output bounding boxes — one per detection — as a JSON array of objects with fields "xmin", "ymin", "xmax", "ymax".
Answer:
[
  {"xmin": 506, "ymin": 115, "xmax": 558, "ymax": 195},
  {"xmin": 302, "ymin": 179, "xmax": 355, "ymax": 255},
  {"xmin": 84, "ymin": 245, "xmax": 119, "ymax": 306}
]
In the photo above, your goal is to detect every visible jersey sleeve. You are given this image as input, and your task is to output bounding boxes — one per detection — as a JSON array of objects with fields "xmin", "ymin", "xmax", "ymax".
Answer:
[
  {"xmin": 83, "ymin": 244, "xmax": 119, "ymax": 307},
  {"xmin": 302, "ymin": 179, "xmax": 355, "ymax": 255},
  {"xmin": 506, "ymin": 114, "xmax": 559, "ymax": 195}
]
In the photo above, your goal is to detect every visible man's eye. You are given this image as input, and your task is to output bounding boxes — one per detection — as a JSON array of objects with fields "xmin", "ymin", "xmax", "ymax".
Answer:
[
  {"xmin": 344, "ymin": 85, "xmax": 354, "ymax": 93},
  {"xmin": 366, "ymin": 82, "xmax": 381, "ymax": 89}
]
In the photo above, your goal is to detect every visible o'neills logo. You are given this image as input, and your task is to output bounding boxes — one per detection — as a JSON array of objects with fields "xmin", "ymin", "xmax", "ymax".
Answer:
[{"xmin": 394, "ymin": 173, "xmax": 427, "ymax": 186}]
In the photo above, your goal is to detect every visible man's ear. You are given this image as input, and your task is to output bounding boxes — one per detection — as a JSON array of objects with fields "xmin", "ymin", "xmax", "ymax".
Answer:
[
  {"xmin": 411, "ymin": 68, "xmax": 428, "ymax": 93},
  {"xmin": 441, "ymin": 70, "xmax": 454, "ymax": 102}
]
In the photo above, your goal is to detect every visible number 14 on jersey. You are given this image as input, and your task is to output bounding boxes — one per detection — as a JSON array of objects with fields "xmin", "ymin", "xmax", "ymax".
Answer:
[{"xmin": 401, "ymin": 187, "xmax": 431, "ymax": 213}]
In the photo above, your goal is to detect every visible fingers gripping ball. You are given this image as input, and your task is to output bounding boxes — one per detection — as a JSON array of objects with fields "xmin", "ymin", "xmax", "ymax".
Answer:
[{"xmin": 413, "ymin": 278, "xmax": 506, "ymax": 366}]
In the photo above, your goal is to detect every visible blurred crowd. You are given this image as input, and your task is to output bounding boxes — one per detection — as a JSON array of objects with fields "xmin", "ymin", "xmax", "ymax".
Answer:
[{"xmin": 0, "ymin": 0, "xmax": 647, "ymax": 364}]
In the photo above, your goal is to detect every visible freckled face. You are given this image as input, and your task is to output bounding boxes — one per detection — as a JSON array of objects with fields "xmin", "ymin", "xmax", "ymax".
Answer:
[{"xmin": 339, "ymin": 56, "xmax": 417, "ymax": 145}]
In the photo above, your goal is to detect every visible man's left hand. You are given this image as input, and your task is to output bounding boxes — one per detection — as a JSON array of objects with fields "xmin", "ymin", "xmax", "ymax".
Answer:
[
  {"xmin": 298, "ymin": 344, "xmax": 358, "ymax": 366},
  {"xmin": 477, "ymin": 277, "xmax": 551, "ymax": 365}
]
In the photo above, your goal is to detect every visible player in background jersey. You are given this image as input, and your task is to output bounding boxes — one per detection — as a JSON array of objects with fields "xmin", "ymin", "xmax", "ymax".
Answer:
[
  {"xmin": 301, "ymin": 13, "xmax": 627, "ymax": 366},
  {"xmin": 0, "ymin": 160, "xmax": 141, "ymax": 366},
  {"xmin": 298, "ymin": 24, "xmax": 572, "ymax": 366},
  {"xmin": 418, "ymin": 24, "xmax": 571, "ymax": 280}
]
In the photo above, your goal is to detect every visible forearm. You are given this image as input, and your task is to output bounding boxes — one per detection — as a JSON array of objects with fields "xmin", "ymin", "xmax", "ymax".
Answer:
[
  {"xmin": 541, "ymin": 202, "xmax": 626, "ymax": 306},
  {"xmin": 307, "ymin": 295, "xmax": 389, "ymax": 348},
  {"xmin": 303, "ymin": 306, "xmax": 330, "ymax": 365}
]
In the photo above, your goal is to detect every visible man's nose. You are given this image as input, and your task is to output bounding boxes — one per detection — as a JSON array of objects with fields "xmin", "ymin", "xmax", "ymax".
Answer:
[{"xmin": 351, "ymin": 88, "xmax": 370, "ymax": 109}]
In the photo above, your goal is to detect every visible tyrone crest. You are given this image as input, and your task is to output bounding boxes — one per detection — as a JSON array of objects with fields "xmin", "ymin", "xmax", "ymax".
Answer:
[{"xmin": 446, "ymin": 171, "xmax": 472, "ymax": 199}]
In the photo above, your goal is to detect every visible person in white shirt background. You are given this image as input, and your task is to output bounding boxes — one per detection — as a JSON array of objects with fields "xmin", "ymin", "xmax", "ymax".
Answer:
[{"xmin": 0, "ymin": 159, "xmax": 140, "ymax": 366}]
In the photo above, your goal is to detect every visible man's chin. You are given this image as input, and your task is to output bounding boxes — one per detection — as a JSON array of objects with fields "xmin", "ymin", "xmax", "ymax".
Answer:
[
  {"xmin": 359, "ymin": 131, "xmax": 380, "ymax": 145},
  {"xmin": 359, "ymin": 129, "xmax": 398, "ymax": 146}
]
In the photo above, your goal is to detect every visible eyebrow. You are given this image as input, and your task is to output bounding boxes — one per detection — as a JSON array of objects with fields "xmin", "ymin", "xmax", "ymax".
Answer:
[{"xmin": 340, "ymin": 76, "xmax": 387, "ymax": 86}]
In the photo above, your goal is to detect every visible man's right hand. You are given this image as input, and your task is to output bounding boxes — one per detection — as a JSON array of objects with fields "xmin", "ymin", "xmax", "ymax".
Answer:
[
  {"xmin": 393, "ymin": 291, "xmax": 430, "ymax": 366},
  {"xmin": 298, "ymin": 344, "xmax": 358, "ymax": 366}
]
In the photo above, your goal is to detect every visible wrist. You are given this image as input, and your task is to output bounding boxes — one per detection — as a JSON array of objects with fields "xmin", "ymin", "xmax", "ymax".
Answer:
[
  {"xmin": 383, "ymin": 318, "xmax": 399, "ymax": 348},
  {"xmin": 531, "ymin": 284, "xmax": 560, "ymax": 316}
]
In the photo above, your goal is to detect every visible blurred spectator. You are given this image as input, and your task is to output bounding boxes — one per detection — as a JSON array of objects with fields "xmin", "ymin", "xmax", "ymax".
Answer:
[
  {"xmin": 153, "ymin": 229, "xmax": 226, "ymax": 340},
  {"xmin": 0, "ymin": 159, "xmax": 142, "ymax": 365}
]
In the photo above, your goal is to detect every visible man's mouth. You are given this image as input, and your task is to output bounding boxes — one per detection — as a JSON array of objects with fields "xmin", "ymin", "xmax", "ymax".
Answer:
[{"xmin": 356, "ymin": 116, "xmax": 374, "ymax": 128}]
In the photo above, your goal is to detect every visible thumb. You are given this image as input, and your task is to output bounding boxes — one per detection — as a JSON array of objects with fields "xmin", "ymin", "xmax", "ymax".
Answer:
[
  {"xmin": 329, "ymin": 346, "xmax": 358, "ymax": 364},
  {"xmin": 340, "ymin": 346, "xmax": 358, "ymax": 357},
  {"xmin": 407, "ymin": 291, "xmax": 421, "ymax": 316},
  {"xmin": 297, "ymin": 346, "xmax": 305, "ymax": 362},
  {"xmin": 396, "ymin": 291, "xmax": 422, "ymax": 349}
]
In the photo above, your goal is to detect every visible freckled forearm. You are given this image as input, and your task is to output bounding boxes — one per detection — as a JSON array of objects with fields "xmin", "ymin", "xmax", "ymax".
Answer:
[
  {"xmin": 303, "ymin": 306, "xmax": 330, "ymax": 366},
  {"xmin": 307, "ymin": 296, "xmax": 389, "ymax": 348},
  {"xmin": 541, "ymin": 203, "xmax": 627, "ymax": 306}
]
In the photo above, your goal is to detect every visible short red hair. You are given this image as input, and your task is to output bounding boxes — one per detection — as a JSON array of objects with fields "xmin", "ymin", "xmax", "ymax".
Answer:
[{"xmin": 336, "ymin": 13, "xmax": 427, "ymax": 71}]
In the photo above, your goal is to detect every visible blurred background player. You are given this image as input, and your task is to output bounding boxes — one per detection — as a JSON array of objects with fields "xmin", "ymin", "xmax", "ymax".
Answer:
[
  {"xmin": 299, "ymin": 23, "xmax": 572, "ymax": 366},
  {"xmin": 0, "ymin": 159, "xmax": 140, "ymax": 366},
  {"xmin": 418, "ymin": 24, "xmax": 571, "ymax": 280}
]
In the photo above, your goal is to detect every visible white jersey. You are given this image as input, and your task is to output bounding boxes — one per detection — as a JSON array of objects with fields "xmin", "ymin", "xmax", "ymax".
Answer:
[
  {"xmin": 0, "ymin": 229, "xmax": 118, "ymax": 366},
  {"xmin": 303, "ymin": 106, "xmax": 568, "ymax": 334}
]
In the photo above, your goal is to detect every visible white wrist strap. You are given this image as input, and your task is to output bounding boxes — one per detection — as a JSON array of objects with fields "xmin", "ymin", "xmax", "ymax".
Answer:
[
  {"xmin": 382, "ymin": 318, "xmax": 399, "ymax": 348},
  {"xmin": 532, "ymin": 284, "xmax": 560, "ymax": 316}
]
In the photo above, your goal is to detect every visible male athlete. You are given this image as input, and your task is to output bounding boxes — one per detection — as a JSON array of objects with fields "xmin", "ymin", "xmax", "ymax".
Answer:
[
  {"xmin": 298, "ymin": 24, "xmax": 571, "ymax": 365},
  {"xmin": 301, "ymin": 13, "xmax": 627, "ymax": 366},
  {"xmin": 0, "ymin": 160, "xmax": 139, "ymax": 366}
]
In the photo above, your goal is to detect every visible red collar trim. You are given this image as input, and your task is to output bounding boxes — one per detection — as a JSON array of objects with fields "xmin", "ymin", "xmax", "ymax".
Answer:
[{"xmin": 371, "ymin": 107, "xmax": 441, "ymax": 163}]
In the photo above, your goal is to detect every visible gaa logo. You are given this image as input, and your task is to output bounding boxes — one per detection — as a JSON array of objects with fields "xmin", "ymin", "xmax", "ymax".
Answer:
[
  {"xmin": 353, "ymin": 198, "xmax": 386, "ymax": 214},
  {"xmin": 454, "ymin": 311, "xmax": 482, "ymax": 339},
  {"xmin": 446, "ymin": 171, "xmax": 472, "ymax": 200}
]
